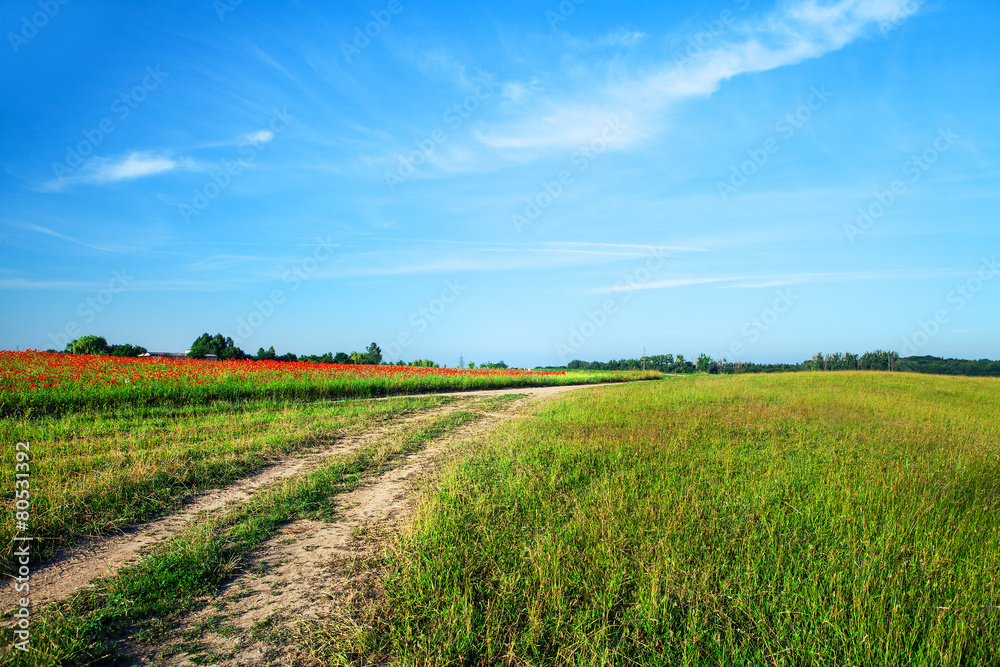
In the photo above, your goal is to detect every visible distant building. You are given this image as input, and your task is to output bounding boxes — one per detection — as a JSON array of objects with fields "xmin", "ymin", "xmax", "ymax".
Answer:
[
  {"xmin": 139, "ymin": 352, "xmax": 186, "ymax": 360},
  {"xmin": 139, "ymin": 352, "xmax": 219, "ymax": 361},
  {"xmin": 188, "ymin": 352, "xmax": 220, "ymax": 361}
]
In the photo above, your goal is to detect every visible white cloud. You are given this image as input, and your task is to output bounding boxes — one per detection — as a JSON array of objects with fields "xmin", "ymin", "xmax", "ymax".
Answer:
[
  {"xmin": 287, "ymin": 241, "xmax": 703, "ymax": 279},
  {"xmin": 590, "ymin": 266, "xmax": 970, "ymax": 294},
  {"xmin": 243, "ymin": 130, "xmax": 274, "ymax": 145},
  {"xmin": 591, "ymin": 276, "xmax": 737, "ymax": 293},
  {"xmin": 502, "ymin": 82, "xmax": 527, "ymax": 102},
  {"xmin": 90, "ymin": 152, "xmax": 177, "ymax": 182},
  {"xmin": 597, "ymin": 28, "xmax": 647, "ymax": 47},
  {"xmin": 43, "ymin": 151, "xmax": 178, "ymax": 189},
  {"xmin": 15, "ymin": 222, "xmax": 133, "ymax": 252},
  {"xmin": 477, "ymin": 0, "xmax": 920, "ymax": 153},
  {"xmin": 0, "ymin": 277, "xmax": 240, "ymax": 291}
]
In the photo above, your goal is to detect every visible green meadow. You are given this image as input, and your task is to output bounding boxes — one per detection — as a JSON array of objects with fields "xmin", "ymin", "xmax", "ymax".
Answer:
[{"xmin": 343, "ymin": 372, "xmax": 1000, "ymax": 666}]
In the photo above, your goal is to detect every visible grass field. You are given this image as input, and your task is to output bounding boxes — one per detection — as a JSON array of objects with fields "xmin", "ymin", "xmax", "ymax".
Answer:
[
  {"xmin": 0, "ymin": 393, "xmax": 455, "ymax": 574},
  {"xmin": 335, "ymin": 372, "xmax": 1000, "ymax": 666},
  {"xmin": 2, "ymin": 406, "xmax": 493, "ymax": 665},
  {"xmin": 4, "ymin": 370, "xmax": 997, "ymax": 665},
  {"xmin": 0, "ymin": 352, "xmax": 657, "ymax": 572}
]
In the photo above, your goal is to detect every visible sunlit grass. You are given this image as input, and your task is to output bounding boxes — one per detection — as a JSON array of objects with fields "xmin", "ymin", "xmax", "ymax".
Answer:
[
  {"xmin": 357, "ymin": 372, "xmax": 1000, "ymax": 666},
  {"xmin": 0, "ymin": 410, "xmax": 483, "ymax": 666},
  {"xmin": 0, "ymin": 395, "xmax": 451, "ymax": 574}
]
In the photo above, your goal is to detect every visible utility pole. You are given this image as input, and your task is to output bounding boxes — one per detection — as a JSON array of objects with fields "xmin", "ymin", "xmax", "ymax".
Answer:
[
  {"xmin": 642, "ymin": 347, "xmax": 646, "ymax": 371},
  {"xmin": 458, "ymin": 352, "xmax": 464, "ymax": 369}
]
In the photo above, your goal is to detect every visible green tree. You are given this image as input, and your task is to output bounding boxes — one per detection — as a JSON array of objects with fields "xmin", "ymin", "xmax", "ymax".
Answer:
[
  {"xmin": 256, "ymin": 346, "xmax": 277, "ymax": 361},
  {"xmin": 696, "ymin": 353, "xmax": 712, "ymax": 373},
  {"xmin": 364, "ymin": 342, "xmax": 383, "ymax": 365},
  {"xmin": 109, "ymin": 343, "xmax": 147, "ymax": 357},
  {"xmin": 66, "ymin": 335, "xmax": 109, "ymax": 355},
  {"xmin": 220, "ymin": 346, "xmax": 248, "ymax": 360},
  {"xmin": 190, "ymin": 333, "xmax": 245, "ymax": 359},
  {"xmin": 811, "ymin": 352, "xmax": 825, "ymax": 371},
  {"xmin": 188, "ymin": 335, "xmax": 211, "ymax": 359},
  {"xmin": 333, "ymin": 352, "xmax": 351, "ymax": 364}
]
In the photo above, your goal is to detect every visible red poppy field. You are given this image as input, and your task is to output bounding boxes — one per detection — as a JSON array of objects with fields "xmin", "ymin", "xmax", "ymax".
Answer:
[{"xmin": 0, "ymin": 351, "xmax": 659, "ymax": 415}]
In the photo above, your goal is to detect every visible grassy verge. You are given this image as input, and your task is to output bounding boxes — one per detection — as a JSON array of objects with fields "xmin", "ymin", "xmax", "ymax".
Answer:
[
  {"xmin": 344, "ymin": 372, "xmax": 999, "ymax": 666},
  {"xmin": 0, "ymin": 409, "xmax": 480, "ymax": 666},
  {"xmin": 0, "ymin": 394, "xmax": 453, "ymax": 575}
]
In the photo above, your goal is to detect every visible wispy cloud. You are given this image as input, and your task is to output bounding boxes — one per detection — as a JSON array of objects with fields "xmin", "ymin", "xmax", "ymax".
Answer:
[
  {"xmin": 14, "ymin": 222, "xmax": 133, "ymax": 253},
  {"xmin": 186, "ymin": 255, "xmax": 271, "ymax": 272},
  {"xmin": 597, "ymin": 28, "xmax": 647, "ymax": 47},
  {"xmin": 0, "ymin": 276, "xmax": 252, "ymax": 292},
  {"xmin": 590, "ymin": 266, "xmax": 971, "ymax": 294},
  {"xmin": 368, "ymin": 239, "xmax": 708, "ymax": 253},
  {"xmin": 592, "ymin": 276, "xmax": 738, "ymax": 293},
  {"xmin": 291, "ymin": 241, "xmax": 704, "ymax": 279},
  {"xmin": 476, "ymin": 0, "xmax": 920, "ymax": 154},
  {"xmin": 43, "ymin": 151, "xmax": 180, "ymax": 190}
]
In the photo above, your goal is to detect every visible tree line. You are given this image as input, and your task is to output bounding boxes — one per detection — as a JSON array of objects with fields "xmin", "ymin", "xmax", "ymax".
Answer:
[
  {"xmin": 187, "ymin": 333, "xmax": 387, "ymax": 365},
  {"xmin": 565, "ymin": 350, "xmax": 906, "ymax": 375},
  {"xmin": 57, "ymin": 333, "xmax": 506, "ymax": 370},
  {"xmin": 53, "ymin": 335, "xmax": 999, "ymax": 378},
  {"xmin": 58, "ymin": 335, "xmax": 147, "ymax": 357},
  {"xmin": 896, "ymin": 355, "xmax": 1000, "ymax": 377},
  {"xmin": 187, "ymin": 334, "xmax": 508, "ymax": 368}
]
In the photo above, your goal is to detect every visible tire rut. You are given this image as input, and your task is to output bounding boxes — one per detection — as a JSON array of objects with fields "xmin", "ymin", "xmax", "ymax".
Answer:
[
  {"xmin": 3, "ymin": 405, "xmax": 456, "ymax": 613},
  {"xmin": 123, "ymin": 394, "xmax": 533, "ymax": 666},
  {"xmin": 6, "ymin": 384, "xmax": 611, "ymax": 614}
]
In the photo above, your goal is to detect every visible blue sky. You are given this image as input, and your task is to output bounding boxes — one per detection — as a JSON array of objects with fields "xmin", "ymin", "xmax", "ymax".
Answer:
[{"xmin": 1, "ymin": 0, "xmax": 997, "ymax": 366}]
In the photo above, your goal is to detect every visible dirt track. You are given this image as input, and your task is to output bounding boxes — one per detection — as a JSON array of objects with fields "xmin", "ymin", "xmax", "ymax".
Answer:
[
  {"xmin": 6, "ymin": 384, "xmax": 610, "ymax": 635},
  {"xmin": 127, "ymin": 402, "xmax": 514, "ymax": 665}
]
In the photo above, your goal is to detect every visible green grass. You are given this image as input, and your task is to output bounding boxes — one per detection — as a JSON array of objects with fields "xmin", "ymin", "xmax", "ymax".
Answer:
[
  {"xmin": 0, "ymin": 409, "xmax": 481, "ymax": 666},
  {"xmin": 0, "ymin": 394, "xmax": 454, "ymax": 575},
  {"xmin": 341, "ymin": 372, "xmax": 999, "ymax": 666}
]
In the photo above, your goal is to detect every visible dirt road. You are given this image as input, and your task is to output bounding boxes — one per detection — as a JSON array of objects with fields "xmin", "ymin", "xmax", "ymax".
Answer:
[{"xmin": 13, "ymin": 383, "xmax": 613, "ymax": 664}]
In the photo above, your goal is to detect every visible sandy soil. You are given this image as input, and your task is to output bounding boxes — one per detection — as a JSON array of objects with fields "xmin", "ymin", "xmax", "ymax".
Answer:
[
  {"xmin": 4, "ymin": 383, "xmax": 606, "ymax": 617},
  {"xmin": 0, "ymin": 407, "xmax": 451, "ymax": 615},
  {"xmin": 120, "ymin": 386, "xmax": 591, "ymax": 665}
]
